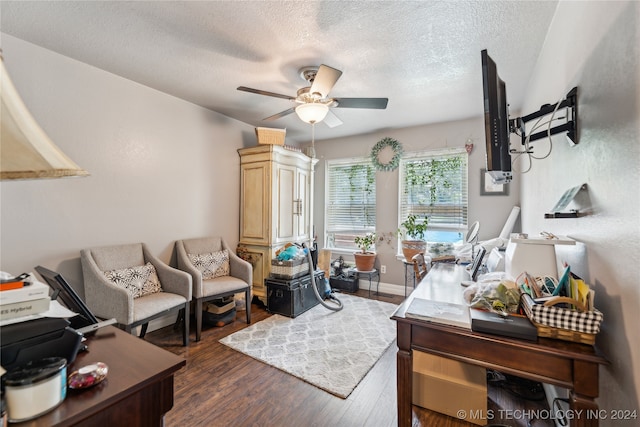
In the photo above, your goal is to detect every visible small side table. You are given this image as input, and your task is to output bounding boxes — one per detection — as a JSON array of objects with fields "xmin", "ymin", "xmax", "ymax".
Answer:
[
  {"xmin": 402, "ymin": 259, "xmax": 416, "ymax": 296},
  {"xmin": 354, "ymin": 269, "xmax": 380, "ymax": 297},
  {"xmin": 402, "ymin": 255, "xmax": 431, "ymax": 296}
]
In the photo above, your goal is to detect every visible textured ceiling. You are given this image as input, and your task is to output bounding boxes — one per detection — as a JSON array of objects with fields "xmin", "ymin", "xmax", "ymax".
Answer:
[{"xmin": 0, "ymin": 1, "xmax": 558, "ymax": 143}]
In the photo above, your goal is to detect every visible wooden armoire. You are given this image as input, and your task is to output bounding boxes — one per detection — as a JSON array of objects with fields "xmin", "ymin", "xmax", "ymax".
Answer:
[{"xmin": 237, "ymin": 145, "xmax": 318, "ymax": 303}]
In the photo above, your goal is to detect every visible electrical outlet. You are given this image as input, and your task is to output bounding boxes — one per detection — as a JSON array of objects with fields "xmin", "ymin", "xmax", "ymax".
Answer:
[{"xmin": 381, "ymin": 265, "xmax": 386, "ymax": 274}]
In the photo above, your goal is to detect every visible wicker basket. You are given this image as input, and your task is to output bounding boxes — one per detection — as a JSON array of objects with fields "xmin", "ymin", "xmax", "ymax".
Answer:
[
  {"xmin": 532, "ymin": 321, "xmax": 596, "ymax": 345},
  {"xmin": 521, "ymin": 294, "xmax": 603, "ymax": 345},
  {"xmin": 255, "ymin": 127, "xmax": 286, "ymax": 145},
  {"xmin": 270, "ymin": 258, "xmax": 309, "ymax": 279}
]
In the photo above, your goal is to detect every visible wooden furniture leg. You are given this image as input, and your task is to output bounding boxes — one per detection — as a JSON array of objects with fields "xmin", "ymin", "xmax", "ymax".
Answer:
[
  {"xmin": 396, "ymin": 322, "xmax": 413, "ymax": 427},
  {"xmin": 570, "ymin": 359, "xmax": 600, "ymax": 426}
]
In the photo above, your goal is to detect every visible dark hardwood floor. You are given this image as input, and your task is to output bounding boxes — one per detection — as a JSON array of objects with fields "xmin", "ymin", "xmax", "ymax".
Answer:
[{"xmin": 146, "ymin": 289, "xmax": 552, "ymax": 427}]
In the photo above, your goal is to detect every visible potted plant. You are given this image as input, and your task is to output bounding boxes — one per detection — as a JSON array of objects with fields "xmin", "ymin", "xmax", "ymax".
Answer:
[
  {"xmin": 398, "ymin": 214, "xmax": 429, "ymax": 261},
  {"xmin": 353, "ymin": 232, "xmax": 377, "ymax": 271}
]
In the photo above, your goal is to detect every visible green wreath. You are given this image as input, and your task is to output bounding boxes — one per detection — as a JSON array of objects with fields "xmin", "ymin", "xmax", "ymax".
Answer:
[{"xmin": 370, "ymin": 137, "xmax": 403, "ymax": 171}]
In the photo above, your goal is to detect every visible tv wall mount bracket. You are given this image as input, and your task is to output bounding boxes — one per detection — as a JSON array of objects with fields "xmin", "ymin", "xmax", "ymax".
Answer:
[{"xmin": 509, "ymin": 87, "xmax": 578, "ymax": 150}]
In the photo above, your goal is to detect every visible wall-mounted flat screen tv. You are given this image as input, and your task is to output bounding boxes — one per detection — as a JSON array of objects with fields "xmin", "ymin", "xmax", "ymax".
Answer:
[{"xmin": 481, "ymin": 49, "xmax": 512, "ymax": 184}]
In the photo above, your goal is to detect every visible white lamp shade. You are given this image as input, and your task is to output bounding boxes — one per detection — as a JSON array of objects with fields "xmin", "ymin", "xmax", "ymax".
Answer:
[
  {"xmin": 295, "ymin": 103, "xmax": 329, "ymax": 124},
  {"xmin": 1, "ymin": 56, "xmax": 89, "ymax": 180}
]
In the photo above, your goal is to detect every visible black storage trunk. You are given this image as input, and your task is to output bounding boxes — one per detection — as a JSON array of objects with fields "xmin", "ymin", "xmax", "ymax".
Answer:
[
  {"xmin": 330, "ymin": 275, "xmax": 359, "ymax": 293},
  {"xmin": 265, "ymin": 271, "xmax": 324, "ymax": 318}
]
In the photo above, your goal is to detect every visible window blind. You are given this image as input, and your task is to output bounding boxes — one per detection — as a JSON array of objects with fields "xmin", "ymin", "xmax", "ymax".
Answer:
[
  {"xmin": 325, "ymin": 158, "xmax": 376, "ymax": 250},
  {"xmin": 398, "ymin": 148, "xmax": 468, "ymax": 238}
]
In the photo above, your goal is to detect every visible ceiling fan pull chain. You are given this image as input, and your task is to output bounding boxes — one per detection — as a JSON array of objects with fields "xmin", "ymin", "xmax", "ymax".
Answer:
[{"xmin": 308, "ymin": 122, "xmax": 317, "ymax": 159}]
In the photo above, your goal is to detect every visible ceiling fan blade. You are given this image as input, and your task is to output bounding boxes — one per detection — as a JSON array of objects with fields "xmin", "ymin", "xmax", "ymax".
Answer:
[
  {"xmin": 333, "ymin": 97, "xmax": 389, "ymax": 109},
  {"xmin": 263, "ymin": 107, "xmax": 295, "ymax": 121},
  {"xmin": 310, "ymin": 64, "xmax": 342, "ymax": 98},
  {"xmin": 237, "ymin": 86, "xmax": 295, "ymax": 101},
  {"xmin": 322, "ymin": 110, "xmax": 343, "ymax": 128}
]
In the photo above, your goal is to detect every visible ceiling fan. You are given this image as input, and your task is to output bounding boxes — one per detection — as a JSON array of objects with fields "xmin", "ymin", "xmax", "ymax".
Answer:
[{"xmin": 237, "ymin": 64, "xmax": 388, "ymax": 128}]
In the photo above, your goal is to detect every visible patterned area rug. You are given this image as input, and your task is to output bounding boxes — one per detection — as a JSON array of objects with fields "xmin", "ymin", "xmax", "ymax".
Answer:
[{"xmin": 219, "ymin": 293, "xmax": 398, "ymax": 398}]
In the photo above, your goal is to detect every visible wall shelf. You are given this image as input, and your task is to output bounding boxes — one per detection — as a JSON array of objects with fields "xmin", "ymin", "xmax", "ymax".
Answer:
[{"xmin": 545, "ymin": 184, "xmax": 587, "ymax": 219}]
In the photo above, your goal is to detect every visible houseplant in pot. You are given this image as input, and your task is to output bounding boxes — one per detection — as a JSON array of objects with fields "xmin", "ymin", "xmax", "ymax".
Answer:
[
  {"xmin": 353, "ymin": 232, "xmax": 377, "ymax": 271},
  {"xmin": 398, "ymin": 214, "xmax": 429, "ymax": 260}
]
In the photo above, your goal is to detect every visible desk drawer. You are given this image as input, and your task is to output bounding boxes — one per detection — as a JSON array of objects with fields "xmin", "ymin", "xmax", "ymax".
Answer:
[{"xmin": 412, "ymin": 325, "xmax": 574, "ymax": 386}]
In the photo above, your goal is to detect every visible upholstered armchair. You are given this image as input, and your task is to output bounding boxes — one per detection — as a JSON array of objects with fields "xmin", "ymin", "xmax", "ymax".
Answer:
[
  {"xmin": 176, "ymin": 237, "xmax": 251, "ymax": 341},
  {"xmin": 80, "ymin": 242, "xmax": 191, "ymax": 346}
]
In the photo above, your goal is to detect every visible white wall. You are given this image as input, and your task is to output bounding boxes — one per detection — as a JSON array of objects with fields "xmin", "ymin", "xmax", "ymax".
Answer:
[
  {"xmin": 3, "ymin": 2, "xmax": 637, "ymax": 414},
  {"xmin": 518, "ymin": 1, "xmax": 639, "ymax": 420},
  {"xmin": 312, "ymin": 118, "xmax": 520, "ymax": 290},
  {"xmin": 0, "ymin": 34, "xmax": 256, "ymax": 298}
]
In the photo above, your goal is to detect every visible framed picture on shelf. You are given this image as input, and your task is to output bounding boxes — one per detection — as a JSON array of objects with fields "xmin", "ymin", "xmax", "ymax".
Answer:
[{"xmin": 480, "ymin": 169, "xmax": 509, "ymax": 196}]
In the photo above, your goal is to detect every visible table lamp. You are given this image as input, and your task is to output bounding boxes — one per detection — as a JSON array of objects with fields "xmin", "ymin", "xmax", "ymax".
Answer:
[{"xmin": 504, "ymin": 235, "xmax": 575, "ymax": 280}]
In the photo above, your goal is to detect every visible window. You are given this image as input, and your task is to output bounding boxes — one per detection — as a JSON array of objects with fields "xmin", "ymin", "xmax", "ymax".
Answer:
[
  {"xmin": 398, "ymin": 148, "xmax": 468, "ymax": 252},
  {"xmin": 325, "ymin": 158, "xmax": 376, "ymax": 251}
]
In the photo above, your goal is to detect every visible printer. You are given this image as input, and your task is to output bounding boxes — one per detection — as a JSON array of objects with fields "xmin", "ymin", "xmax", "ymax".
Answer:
[{"xmin": 1, "ymin": 317, "xmax": 83, "ymax": 372}]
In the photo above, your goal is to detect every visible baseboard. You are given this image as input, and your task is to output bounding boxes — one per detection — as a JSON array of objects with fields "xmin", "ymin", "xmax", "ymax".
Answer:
[
  {"xmin": 131, "ymin": 313, "xmax": 179, "ymax": 335},
  {"xmin": 136, "ymin": 293, "xmax": 248, "ymax": 335},
  {"xmin": 139, "ymin": 285, "xmax": 402, "ymax": 336},
  {"xmin": 356, "ymin": 279, "xmax": 407, "ymax": 297}
]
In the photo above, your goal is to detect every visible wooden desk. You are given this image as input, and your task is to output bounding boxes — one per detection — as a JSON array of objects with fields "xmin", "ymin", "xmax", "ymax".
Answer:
[
  {"xmin": 392, "ymin": 263, "xmax": 608, "ymax": 427},
  {"xmin": 14, "ymin": 326, "xmax": 185, "ymax": 427}
]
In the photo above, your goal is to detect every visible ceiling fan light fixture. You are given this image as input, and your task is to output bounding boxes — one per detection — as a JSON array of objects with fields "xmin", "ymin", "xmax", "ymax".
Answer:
[{"xmin": 295, "ymin": 102, "xmax": 329, "ymax": 124}]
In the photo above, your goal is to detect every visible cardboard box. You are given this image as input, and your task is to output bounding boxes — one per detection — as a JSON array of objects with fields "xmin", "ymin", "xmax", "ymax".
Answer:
[
  {"xmin": 203, "ymin": 297, "xmax": 235, "ymax": 314},
  {"xmin": 412, "ymin": 351, "xmax": 487, "ymax": 425},
  {"xmin": 255, "ymin": 127, "xmax": 286, "ymax": 145}
]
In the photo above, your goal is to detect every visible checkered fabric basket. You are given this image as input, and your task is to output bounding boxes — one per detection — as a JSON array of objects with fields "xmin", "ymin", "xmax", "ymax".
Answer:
[{"xmin": 521, "ymin": 294, "xmax": 603, "ymax": 344}]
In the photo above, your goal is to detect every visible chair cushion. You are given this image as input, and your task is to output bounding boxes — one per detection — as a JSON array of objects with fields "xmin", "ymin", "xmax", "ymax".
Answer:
[
  {"xmin": 131, "ymin": 291, "xmax": 187, "ymax": 323},
  {"xmin": 203, "ymin": 275, "xmax": 250, "ymax": 296},
  {"xmin": 188, "ymin": 250, "xmax": 229, "ymax": 280},
  {"xmin": 103, "ymin": 262, "xmax": 162, "ymax": 298}
]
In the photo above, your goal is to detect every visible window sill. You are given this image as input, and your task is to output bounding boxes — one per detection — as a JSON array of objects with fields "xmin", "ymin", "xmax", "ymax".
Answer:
[{"xmin": 325, "ymin": 248, "xmax": 359, "ymax": 257}]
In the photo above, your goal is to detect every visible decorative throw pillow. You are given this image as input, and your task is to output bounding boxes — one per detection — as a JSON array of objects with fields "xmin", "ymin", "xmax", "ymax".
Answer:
[
  {"xmin": 188, "ymin": 250, "xmax": 229, "ymax": 279},
  {"xmin": 103, "ymin": 262, "xmax": 162, "ymax": 299}
]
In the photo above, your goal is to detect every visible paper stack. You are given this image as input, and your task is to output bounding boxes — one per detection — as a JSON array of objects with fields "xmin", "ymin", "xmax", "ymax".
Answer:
[
  {"xmin": 405, "ymin": 297, "xmax": 471, "ymax": 329},
  {"xmin": 0, "ymin": 273, "xmax": 51, "ymax": 323}
]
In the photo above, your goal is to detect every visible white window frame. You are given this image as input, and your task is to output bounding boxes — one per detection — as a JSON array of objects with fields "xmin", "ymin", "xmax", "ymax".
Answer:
[
  {"xmin": 397, "ymin": 148, "xmax": 468, "ymax": 256},
  {"xmin": 324, "ymin": 157, "xmax": 376, "ymax": 253}
]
